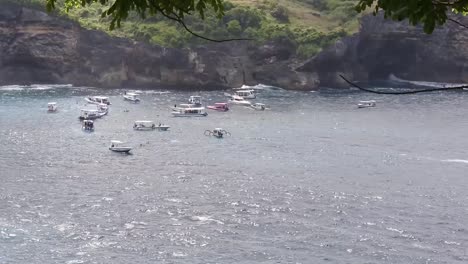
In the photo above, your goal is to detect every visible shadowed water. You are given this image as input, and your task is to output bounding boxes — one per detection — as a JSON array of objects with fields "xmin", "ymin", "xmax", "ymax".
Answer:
[{"xmin": 0, "ymin": 85, "xmax": 467, "ymax": 263}]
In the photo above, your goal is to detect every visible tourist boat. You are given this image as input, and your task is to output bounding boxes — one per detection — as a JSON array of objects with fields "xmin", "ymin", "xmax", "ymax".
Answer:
[
  {"xmin": 109, "ymin": 140, "xmax": 132, "ymax": 153},
  {"xmin": 172, "ymin": 106, "xmax": 208, "ymax": 117},
  {"xmin": 133, "ymin": 120, "xmax": 157, "ymax": 130},
  {"xmin": 79, "ymin": 109, "xmax": 100, "ymax": 120},
  {"xmin": 234, "ymin": 90, "xmax": 256, "ymax": 99},
  {"xmin": 357, "ymin": 100, "xmax": 376, "ymax": 108},
  {"xmin": 228, "ymin": 95, "xmax": 251, "ymax": 105},
  {"xmin": 188, "ymin": 96, "xmax": 202, "ymax": 106},
  {"xmin": 156, "ymin": 123, "xmax": 170, "ymax": 131},
  {"xmin": 204, "ymin": 128, "xmax": 231, "ymax": 138},
  {"xmin": 85, "ymin": 96, "xmax": 111, "ymax": 105},
  {"xmin": 82, "ymin": 119, "xmax": 94, "ymax": 131},
  {"xmin": 207, "ymin": 102, "xmax": 229, "ymax": 111},
  {"xmin": 123, "ymin": 92, "xmax": 141, "ymax": 103},
  {"xmin": 97, "ymin": 103, "xmax": 109, "ymax": 116},
  {"xmin": 47, "ymin": 102, "xmax": 58, "ymax": 112},
  {"xmin": 250, "ymin": 103, "xmax": 267, "ymax": 110}
]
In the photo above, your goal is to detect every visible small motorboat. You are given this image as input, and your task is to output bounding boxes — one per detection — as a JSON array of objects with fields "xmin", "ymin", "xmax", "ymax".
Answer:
[
  {"xmin": 47, "ymin": 102, "xmax": 58, "ymax": 112},
  {"xmin": 79, "ymin": 109, "xmax": 100, "ymax": 120},
  {"xmin": 204, "ymin": 128, "xmax": 231, "ymax": 138},
  {"xmin": 156, "ymin": 123, "xmax": 170, "ymax": 131},
  {"xmin": 188, "ymin": 96, "xmax": 202, "ymax": 106},
  {"xmin": 357, "ymin": 100, "xmax": 376, "ymax": 108},
  {"xmin": 109, "ymin": 140, "xmax": 132, "ymax": 153},
  {"xmin": 123, "ymin": 92, "xmax": 141, "ymax": 103},
  {"xmin": 207, "ymin": 102, "xmax": 229, "ymax": 112},
  {"xmin": 133, "ymin": 120, "xmax": 157, "ymax": 131},
  {"xmin": 85, "ymin": 96, "xmax": 111, "ymax": 105},
  {"xmin": 172, "ymin": 106, "xmax": 208, "ymax": 117},
  {"xmin": 97, "ymin": 103, "xmax": 109, "ymax": 116},
  {"xmin": 250, "ymin": 103, "xmax": 267, "ymax": 111},
  {"xmin": 234, "ymin": 90, "xmax": 256, "ymax": 99},
  {"xmin": 228, "ymin": 95, "xmax": 251, "ymax": 106},
  {"xmin": 82, "ymin": 119, "xmax": 94, "ymax": 131}
]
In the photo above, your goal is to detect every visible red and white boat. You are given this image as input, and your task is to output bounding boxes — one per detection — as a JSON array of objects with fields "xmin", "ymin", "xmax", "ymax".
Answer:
[{"xmin": 207, "ymin": 103, "xmax": 229, "ymax": 112}]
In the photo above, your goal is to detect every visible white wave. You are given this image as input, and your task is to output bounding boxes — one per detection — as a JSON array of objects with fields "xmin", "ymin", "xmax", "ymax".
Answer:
[
  {"xmin": 441, "ymin": 159, "xmax": 468, "ymax": 164},
  {"xmin": 0, "ymin": 85, "xmax": 24, "ymax": 91}
]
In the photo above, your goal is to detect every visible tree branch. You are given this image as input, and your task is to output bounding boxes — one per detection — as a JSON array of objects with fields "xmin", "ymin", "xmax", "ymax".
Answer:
[{"xmin": 447, "ymin": 17, "xmax": 468, "ymax": 29}]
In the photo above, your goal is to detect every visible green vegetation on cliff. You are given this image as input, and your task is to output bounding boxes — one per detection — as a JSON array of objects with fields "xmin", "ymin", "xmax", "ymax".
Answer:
[{"xmin": 13, "ymin": 0, "xmax": 361, "ymax": 58}]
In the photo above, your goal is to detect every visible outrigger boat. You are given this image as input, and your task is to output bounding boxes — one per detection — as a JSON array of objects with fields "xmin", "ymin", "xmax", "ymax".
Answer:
[
  {"xmin": 82, "ymin": 120, "xmax": 94, "ymax": 131},
  {"xmin": 123, "ymin": 92, "xmax": 141, "ymax": 103},
  {"xmin": 133, "ymin": 120, "xmax": 157, "ymax": 131},
  {"xmin": 172, "ymin": 106, "xmax": 208, "ymax": 117},
  {"xmin": 204, "ymin": 128, "xmax": 231, "ymax": 138},
  {"xmin": 188, "ymin": 96, "xmax": 203, "ymax": 106},
  {"xmin": 228, "ymin": 95, "xmax": 251, "ymax": 106},
  {"xmin": 109, "ymin": 140, "xmax": 132, "ymax": 153},
  {"xmin": 79, "ymin": 109, "xmax": 100, "ymax": 120},
  {"xmin": 250, "ymin": 103, "xmax": 267, "ymax": 110},
  {"xmin": 234, "ymin": 90, "xmax": 256, "ymax": 99},
  {"xmin": 85, "ymin": 96, "xmax": 111, "ymax": 105},
  {"xmin": 357, "ymin": 100, "xmax": 376, "ymax": 108},
  {"xmin": 47, "ymin": 102, "xmax": 58, "ymax": 112},
  {"xmin": 207, "ymin": 102, "xmax": 229, "ymax": 111}
]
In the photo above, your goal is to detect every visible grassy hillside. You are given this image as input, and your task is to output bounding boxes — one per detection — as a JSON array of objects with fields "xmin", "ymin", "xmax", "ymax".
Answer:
[{"xmin": 10, "ymin": 0, "xmax": 362, "ymax": 59}]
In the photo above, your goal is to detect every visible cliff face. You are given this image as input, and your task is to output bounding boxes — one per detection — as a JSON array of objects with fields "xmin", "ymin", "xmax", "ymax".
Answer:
[
  {"xmin": 0, "ymin": 3, "xmax": 318, "ymax": 90},
  {"xmin": 298, "ymin": 14, "xmax": 468, "ymax": 87}
]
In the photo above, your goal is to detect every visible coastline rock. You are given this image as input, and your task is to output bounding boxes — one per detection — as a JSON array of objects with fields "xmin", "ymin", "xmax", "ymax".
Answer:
[
  {"xmin": 298, "ymin": 14, "xmax": 468, "ymax": 88},
  {"xmin": 0, "ymin": 2, "xmax": 319, "ymax": 90}
]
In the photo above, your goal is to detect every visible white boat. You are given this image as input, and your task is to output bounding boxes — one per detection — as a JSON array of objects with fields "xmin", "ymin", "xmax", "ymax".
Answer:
[
  {"xmin": 156, "ymin": 123, "xmax": 170, "ymax": 131},
  {"xmin": 47, "ymin": 102, "xmax": 58, "ymax": 112},
  {"xmin": 85, "ymin": 96, "xmax": 111, "ymax": 105},
  {"xmin": 133, "ymin": 120, "xmax": 157, "ymax": 130},
  {"xmin": 109, "ymin": 140, "xmax": 132, "ymax": 153},
  {"xmin": 188, "ymin": 96, "xmax": 202, "ymax": 106},
  {"xmin": 172, "ymin": 106, "xmax": 208, "ymax": 117},
  {"xmin": 234, "ymin": 90, "xmax": 256, "ymax": 99},
  {"xmin": 228, "ymin": 95, "xmax": 251, "ymax": 105},
  {"xmin": 357, "ymin": 100, "xmax": 376, "ymax": 108},
  {"xmin": 79, "ymin": 109, "xmax": 100, "ymax": 120},
  {"xmin": 250, "ymin": 103, "xmax": 267, "ymax": 110},
  {"xmin": 97, "ymin": 103, "xmax": 109, "ymax": 116},
  {"xmin": 82, "ymin": 119, "xmax": 94, "ymax": 131},
  {"xmin": 123, "ymin": 92, "xmax": 141, "ymax": 103}
]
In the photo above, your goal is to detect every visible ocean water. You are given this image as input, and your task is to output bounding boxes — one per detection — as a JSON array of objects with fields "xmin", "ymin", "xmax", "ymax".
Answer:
[{"xmin": 0, "ymin": 85, "xmax": 467, "ymax": 263}]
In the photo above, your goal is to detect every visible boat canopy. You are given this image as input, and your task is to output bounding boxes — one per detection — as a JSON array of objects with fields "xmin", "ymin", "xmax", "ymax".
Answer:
[
  {"xmin": 48, "ymin": 102, "xmax": 57, "ymax": 106},
  {"xmin": 135, "ymin": 120, "xmax": 154, "ymax": 124}
]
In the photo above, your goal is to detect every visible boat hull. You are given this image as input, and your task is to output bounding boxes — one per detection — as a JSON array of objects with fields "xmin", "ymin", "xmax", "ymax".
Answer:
[
  {"xmin": 109, "ymin": 147, "xmax": 132, "ymax": 153},
  {"xmin": 123, "ymin": 97, "xmax": 140, "ymax": 103},
  {"xmin": 207, "ymin": 106, "xmax": 229, "ymax": 111},
  {"xmin": 172, "ymin": 112, "xmax": 208, "ymax": 117}
]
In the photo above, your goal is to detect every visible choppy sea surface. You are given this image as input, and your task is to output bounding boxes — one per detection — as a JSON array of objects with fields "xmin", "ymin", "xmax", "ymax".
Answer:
[{"xmin": 1, "ymin": 84, "xmax": 467, "ymax": 264}]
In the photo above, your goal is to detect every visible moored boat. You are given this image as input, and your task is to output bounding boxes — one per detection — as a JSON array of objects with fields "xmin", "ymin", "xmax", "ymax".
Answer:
[
  {"xmin": 228, "ymin": 95, "xmax": 251, "ymax": 105},
  {"xmin": 207, "ymin": 102, "xmax": 229, "ymax": 111},
  {"xmin": 172, "ymin": 106, "xmax": 208, "ymax": 117},
  {"xmin": 234, "ymin": 89, "xmax": 256, "ymax": 99},
  {"xmin": 79, "ymin": 109, "xmax": 100, "ymax": 120},
  {"xmin": 123, "ymin": 92, "xmax": 141, "ymax": 103},
  {"xmin": 82, "ymin": 119, "xmax": 94, "ymax": 131},
  {"xmin": 188, "ymin": 96, "xmax": 202, "ymax": 106},
  {"xmin": 357, "ymin": 100, "xmax": 376, "ymax": 108},
  {"xmin": 250, "ymin": 103, "xmax": 267, "ymax": 110},
  {"xmin": 133, "ymin": 120, "xmax": 156, "ymax": 131},
  {"xmin": 85, "ymin": 96, "xmax": 111, "ymax": 105},
  {"xmin": 47, "ymin": 102, "xmax": 58, "ymax": 112},
  {"xmin": 109, "ymin": 140, "xmax": 132, "ymax": 153},
  {"xmin": 204, "ymin": 128, "xmax": 231, "ymax": 138}
]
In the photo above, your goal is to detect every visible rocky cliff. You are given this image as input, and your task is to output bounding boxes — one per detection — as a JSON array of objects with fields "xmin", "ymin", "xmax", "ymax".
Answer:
[
  {"xmin": 0, "ymin": 2, "xmax": 318, "ymax": 90},
  {"xmin": 298, "ymin": 14, "xmax": 468, "ymax": 88}
]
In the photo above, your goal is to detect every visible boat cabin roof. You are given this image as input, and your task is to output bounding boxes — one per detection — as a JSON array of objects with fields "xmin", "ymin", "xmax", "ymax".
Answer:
[
  {"xmin": 84, "ymin": 120, "xmax": 94, "ymax": 123},
  {"xmin": 135, "ymin": 120, "xmax": 154, "ymax": 124},
  {"xmin": 111, "ymin": 140, "xmax": 123, "ymax": 144},
  {"xmin": 93, "ymin": 96, "xmax": 109, "ymax": 99},
  {"xmin": 126, "ymin": 92, "xmax": 138, "ymax": 96},
  {"xmin": 215, "ymin": 103, "xmax": 227, "ymax": 106},
  {"xmin": 48, "ymin": 102, "xmax": 57, "ymax": 105},
  {"xmin": 214, "ymin": 128, "xmax": 223, "ymax": 131},
  {"xmin": 359, "ymin": 100, "xmax": 376, "ymax": 103}
]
